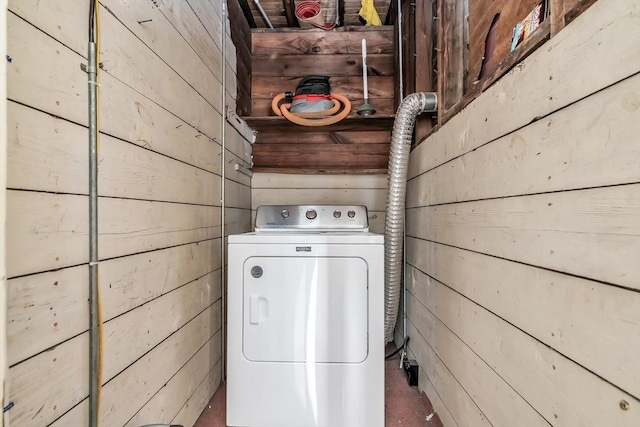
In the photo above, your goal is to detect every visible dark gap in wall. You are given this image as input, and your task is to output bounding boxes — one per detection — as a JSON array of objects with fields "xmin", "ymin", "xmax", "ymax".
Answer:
[{"xmin": 478, "ymin": 13, "xmax": 500, "ymax": 80}]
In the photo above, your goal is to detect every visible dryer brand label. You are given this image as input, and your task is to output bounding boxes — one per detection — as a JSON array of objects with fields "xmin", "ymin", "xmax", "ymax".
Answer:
[{"xmin": 296, "ymin": 246, "xmax": 312, "ymax": 252}]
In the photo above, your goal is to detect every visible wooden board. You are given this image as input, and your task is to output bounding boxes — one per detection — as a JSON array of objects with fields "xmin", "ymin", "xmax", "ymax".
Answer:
[
  {"xmin": 406, "ymin": 271, "xmax": 640, "ymax": 426},
  {"xmin": 124, "ymin": 333, "xmax": 221, "ymax": 427},
  {"xmin": 6, "ymin": 191, "xmax": 226, "ymax": 278},
  {"xmin": 414, "ymin": 0, "xmax": 437, "ymax": 137},
  {"xmin": 101, "ymin": 302, "xmax": 221, "ymax": 427},
  {"xmin": 98, "ymin": 198, "xmax": 222, "ymax": 260},
  {"xmin": 406, "ymin": 293, "xmax": 550, "ymax": 427},
  {"xmin": 252, "ymin": 53, "xmax": 395, "ymax": 77},
  {"xmin": 416, "ymin": 364, "xmax": 458, "ymax": 427},
  {"xmin": 405, "ymin": 321, "xmax": 492, "ymax": 427},
  {"xmin": 254, "ymin": 130, "xmax": 391, "ymax": 145},
  {"xmin": 8, "ymin": 4, "xmax": 224, "ymax": 141},
  {"xmin": 102, "ymin": 272, "xmax": 221, "ymax": 381},
  {"xmin": 6, "ymin": 191, "xmax": 88, "ymax": 278},
  {"xmin": 252, "ymin": 172, "xmax": 387, "ymax": 188},
  {"xmin": 185, "ymin": 0, "xmax": 225, "ymax": 52},
  {"xmin": 101, "ymin": 0, "xmax": 223, "ymax": 106},
  {"xmin": 408, "ymin": 74, "xmax": 640, "ymax": 206},
  {"xmin": 7, "ymin": 239, "xmax": 222, "ymax": 367},
  {"xmin": 8, "ymin": 332, "xmax": 88, "ymax": 426},
  {"xmin": 46, "ymin": 303, "xmax": 221, "ymax": 427},
  {"xmin": 154, "ymin": 0, "xmax": 223, "ymax": 82},
  {"xmin": 251, "ymin": 26, "xmax": 394, "ymax": 54},
  {"xmin": 225, "ymin": 179, "xmax": 252, "ymax": 210},
  {"xmin": 407, "ymin": 238, "xmax": 640, "ymax": 399},
  {"xmin": 252, "ymin": 75, "xmax": 394, "ymax": 99},
  {"xmin": 7, "ymin": 266, "xmax": 88, "ymax": 367},
  {"xmin": 406, "ymin": 185, "xmax": 640, "ymax": 289},
  {"xmin": 8, "ymin": 103, "xmax": 223, "ymax": 205},
  {"xmin": 245, "ymin": 115, "xmax": 395, "ymax": 133},
  {"xmin": 6, "ymin": 21, "xmax": 222, "ymax": 172},
  {"xmin": 412, "ymin": 0, "xmax": 640, "ymax": 173},
  {"xmin": 252, "ymin": 142, "xmax": 390, "ymax": 170},
  {"xmin": 172, "ymin": 360, "xmax": 222, "ymax": 427},
  {"xmin": 437, "ymin": 0, "xmax": 466, "ymax": 113}
]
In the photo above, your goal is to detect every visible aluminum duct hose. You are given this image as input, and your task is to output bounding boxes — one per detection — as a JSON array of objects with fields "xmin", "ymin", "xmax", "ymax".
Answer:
[{"xmin": 384, "ymin": 92, "xmax": 437, "ymax": 343}]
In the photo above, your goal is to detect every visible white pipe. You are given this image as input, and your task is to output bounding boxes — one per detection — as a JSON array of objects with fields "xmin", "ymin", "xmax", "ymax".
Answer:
[
  {"xmin": 361, "ymin": 39, "xmax": 369, "ymax": 100},
  {"xmin": 254, "ymin": 0, "xmax": 274, "ymax": 29},
  {"xmin": 221, "ymin": 0, "xmax": 228, "ymax": 380}
]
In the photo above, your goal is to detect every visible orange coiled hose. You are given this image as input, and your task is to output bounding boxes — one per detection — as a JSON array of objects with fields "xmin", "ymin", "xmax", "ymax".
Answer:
[{"xmin": 271, "ymin": 92, "xmax": 352, "ymax": 127}]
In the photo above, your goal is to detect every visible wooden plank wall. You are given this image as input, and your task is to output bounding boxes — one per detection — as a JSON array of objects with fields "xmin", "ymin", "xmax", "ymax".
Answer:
[
  {"xmin": 251, "ymin": 27, "xmax": 395, "ymax": 117},
  {"xmin": 404, "ymin": 1, "xmax": 640, "ymax": 426},
  {"xmin": 251, "ymin": 173, "xmax": 387, "ymax": 234},
  {"xmin": 249, "ymin": 27, "xmax": 395, "ymax": 173},
  {"xmin": 4, "ymin": 1, "xmax": 252, "ymax": 426}
]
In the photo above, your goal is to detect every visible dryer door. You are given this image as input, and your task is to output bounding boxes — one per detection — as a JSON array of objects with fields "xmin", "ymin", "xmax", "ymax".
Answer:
[{"xmin": 243, "ymin": 256, "xmax": 368, "ymax": 363}]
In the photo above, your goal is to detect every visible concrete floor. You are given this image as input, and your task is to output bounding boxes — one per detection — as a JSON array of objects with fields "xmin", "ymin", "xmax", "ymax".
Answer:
[{"xmin": 194, "ymin": 352, "xmax": 443, "ymax": 427}]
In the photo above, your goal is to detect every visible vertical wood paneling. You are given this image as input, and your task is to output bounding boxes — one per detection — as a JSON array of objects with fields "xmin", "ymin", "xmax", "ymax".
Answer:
[
  {"xmin": 406, "ymin": 1, "xmax": 640, "ymax": 425},
  {"xmin": 437, "ymin": 0, "xmax": 466, "ymax": 116}
]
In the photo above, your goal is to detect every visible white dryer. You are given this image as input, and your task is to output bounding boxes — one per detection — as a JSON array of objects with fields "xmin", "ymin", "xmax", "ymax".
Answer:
[{"xmin": 227, "ymin": 205, "xmax": 384, "ymax": 427}]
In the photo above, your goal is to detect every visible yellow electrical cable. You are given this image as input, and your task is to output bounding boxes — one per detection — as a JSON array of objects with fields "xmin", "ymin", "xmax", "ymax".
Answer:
[
  {"xmin": 271, "ymin": 92, "xmax": 352, "ymax": 127},
  {"xmin": 93, "ymin": 0, "xmax": 103, "ymax": 423}
]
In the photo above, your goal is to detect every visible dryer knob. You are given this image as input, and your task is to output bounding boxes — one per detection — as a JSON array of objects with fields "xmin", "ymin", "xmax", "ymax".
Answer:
[
  {"xmin": 281, "ymin": 209, "xmax": 290, "ymax": 219},
  {"xmin": 306, "ymin": 209, "xmax": 317, "ymax": 220},
  {"xmin": 347, "ymin": 210, "xmax": 356, "ymax": 218}
]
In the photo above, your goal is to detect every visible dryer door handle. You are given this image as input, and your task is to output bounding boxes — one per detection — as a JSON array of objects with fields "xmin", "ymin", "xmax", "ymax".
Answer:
[{"xmin": 250, "ymin": 295, "xmax": 268, "ymax": 324}]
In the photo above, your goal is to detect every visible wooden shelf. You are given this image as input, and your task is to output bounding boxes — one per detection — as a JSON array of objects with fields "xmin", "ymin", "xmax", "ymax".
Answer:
[{"xmin": 243, "ymin": 114, "xmax": 396, "ymax": 133}]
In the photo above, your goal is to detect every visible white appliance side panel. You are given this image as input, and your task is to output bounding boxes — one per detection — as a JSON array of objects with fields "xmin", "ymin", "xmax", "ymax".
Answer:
[{"xmin": 243, "ymin": 256, "xmax": 368, "ymax": 363}]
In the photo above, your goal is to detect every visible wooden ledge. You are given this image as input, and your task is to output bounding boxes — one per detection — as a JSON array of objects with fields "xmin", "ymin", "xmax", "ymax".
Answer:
[{"xmin": 243, "ymin": 114, "xmax": 396, "ymax": 133}]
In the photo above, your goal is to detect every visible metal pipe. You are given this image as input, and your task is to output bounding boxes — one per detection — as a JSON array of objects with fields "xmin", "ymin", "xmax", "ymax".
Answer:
[
  {"xmin": 384, "ymin": 92, "xmax": 437, "ymax": 343},
  {"xmin": 253, "ymin": 0, "xmax": 274, "ymax": 29},
  {"xmin": 221, "ymin": 0, "xmax": 227, "ymax": 381},
  {"xmin": 397, "ymin": 0, "xmax": 404, "ymax": 99},
  {"xmin": 87, "ymin": 39, "xmax": 100, "ymax": 427}
]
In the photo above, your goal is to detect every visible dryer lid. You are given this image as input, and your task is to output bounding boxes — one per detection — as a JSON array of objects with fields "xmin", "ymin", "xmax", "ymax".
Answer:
[{"xmin": 255, "ymin": 205, "xmax": 369, "ymax": 232}]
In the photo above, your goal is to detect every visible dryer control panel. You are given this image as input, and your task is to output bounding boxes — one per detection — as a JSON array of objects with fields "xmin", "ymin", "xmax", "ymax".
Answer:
[{"xmin": 255, "ymin": 204, "xmax": 369, "ymax": 232}]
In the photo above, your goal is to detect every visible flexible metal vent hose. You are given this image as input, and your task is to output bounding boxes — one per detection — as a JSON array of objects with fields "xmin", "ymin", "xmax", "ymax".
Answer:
[{"xmin": 384, "ymin": 92, "xmax": 437, "ymax": 343}]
